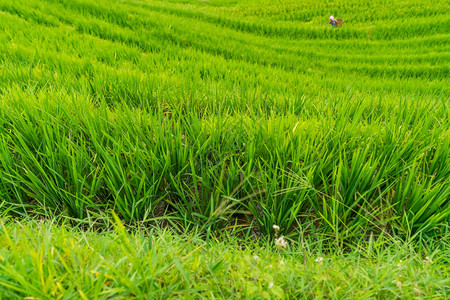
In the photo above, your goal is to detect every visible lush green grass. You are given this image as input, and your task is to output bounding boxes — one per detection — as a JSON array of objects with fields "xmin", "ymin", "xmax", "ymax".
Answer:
[
  {"xmin": 0, "ymin": 0, "xmax": 449, "ymax": 241},
  {"xmin": 0, "ymin": 0, "xmax": 449, "ymax": 297},
  {"xmin": 0, "ymin": 218, "xmax": 449, "ymax": 299}
]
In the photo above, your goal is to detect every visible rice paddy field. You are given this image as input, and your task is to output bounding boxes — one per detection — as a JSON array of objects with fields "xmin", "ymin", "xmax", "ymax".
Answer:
[{"xmin": 0, "ymin": 0, "xmax": 449, "ymax": 298}]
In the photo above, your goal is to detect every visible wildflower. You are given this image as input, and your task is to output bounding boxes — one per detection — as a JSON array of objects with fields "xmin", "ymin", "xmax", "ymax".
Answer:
[
  {"xmin": 280, "ymin": 260, "xmax": 285, "ymax": 266},
  {"xmin": 315, "ymin": 257, "xmax": 323, "ymax": 263},
  {"xmin": 268, "ymin": 282, "xmax": 274, "ymax": 289},
  {"xmin": 275, "ymin": 236, "xmax": 288, "ymax": 248},
  {"xmin": 269, "ymin": 264, "xmax": 272, "ymax": 268},
  {"xmin": 253, "ymin": 255, "xmax": 260, "ymax": 260},
  {"xmin": 423, "ymin": 256, "xmax": 433, "ymax": 264},
  {"xmin": 392, "ymin": 280, "xmax": 402, "ymax": 289},
  {"xmin": 273, "ymin": 225, "xmax": 281, "ymax": 238}
]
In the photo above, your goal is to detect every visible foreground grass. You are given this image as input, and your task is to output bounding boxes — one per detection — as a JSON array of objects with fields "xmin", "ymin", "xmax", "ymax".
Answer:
[{"xmin": 0, "ymin": 219, "xmax": 449, "ymax": 299}]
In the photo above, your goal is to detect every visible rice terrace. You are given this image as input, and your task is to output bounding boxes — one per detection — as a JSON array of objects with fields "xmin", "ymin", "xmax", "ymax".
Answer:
[{"xmin": 0, "ymin": 0, "xmax": 449, "ymax": 298}]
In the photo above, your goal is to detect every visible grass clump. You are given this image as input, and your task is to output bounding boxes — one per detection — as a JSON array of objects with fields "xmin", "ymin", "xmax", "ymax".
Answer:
[{"xmin": 0, "ymin": 218, "xmax": 449, "ymax": 299}]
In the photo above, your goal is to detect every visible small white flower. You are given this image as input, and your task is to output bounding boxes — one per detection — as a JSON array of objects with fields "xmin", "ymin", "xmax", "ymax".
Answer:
[
  {"xmin": 268, "ymin": 282, "xmax": 274, "ymax": 289},
  {"xmin": 275, "ymin": 236, "xmax": 288, "ymax": 248},
  {"xmin": 423, "ymin": 256, "xmax": 433, "ymax": 264},
  {"xmin": 273, "ymin": 225, "xmax": 280, "ymax": 231},
  {"xmin": 280, "ymin": 260, "xmax": 285, "ymax": 265},
  {"xmin": 392, "ymin": 280, "xmax": 402, "ymax": 289},
  {"xmin": 315, "ymin": 257, "xmax": 323, "ymax": 263},
  {"xmin": 269, "ymin": 264, "xmax": 272, "ymax": 268},
  {"xmin": 253, "ymin": 255, "xmax": 260, "ymax": 260}
]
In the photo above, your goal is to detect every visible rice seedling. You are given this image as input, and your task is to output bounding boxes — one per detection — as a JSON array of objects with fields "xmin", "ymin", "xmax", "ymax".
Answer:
[{"xmin": 0, "ymin": 0, "xmax": 448, "ymax": 241}]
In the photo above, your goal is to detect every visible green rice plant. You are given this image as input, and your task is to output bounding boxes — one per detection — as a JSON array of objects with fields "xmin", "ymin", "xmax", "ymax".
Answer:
[
  {"xmin": 392, "ymin": 162, "xmax": 450, "ymax": 235},
  {"xmin": 0, "ymin": 0, "xmax": 448, "ymax": 244}
]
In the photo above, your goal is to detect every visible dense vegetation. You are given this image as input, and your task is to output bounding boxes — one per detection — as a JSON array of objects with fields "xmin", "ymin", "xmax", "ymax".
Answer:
[
  {"xmin": 0, "ymin": 219, "xmax": 449, "ymax": 299},
  {"xmin": 0, "ymin": 0, "xmax": 449, "ymax": 241},
  {"xmin": 0, "ymin": 0, "xmax": 449, "ymax": 297}
]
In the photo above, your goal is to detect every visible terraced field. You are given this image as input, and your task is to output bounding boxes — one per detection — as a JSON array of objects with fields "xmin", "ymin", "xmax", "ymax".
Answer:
[
  {"xmin": 0, "ymin": 0, "xmax": 449, "ymax": 298},
  {"xmin": 0, "ymin": 0, "xmax": 449, "ymax": 241}
]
